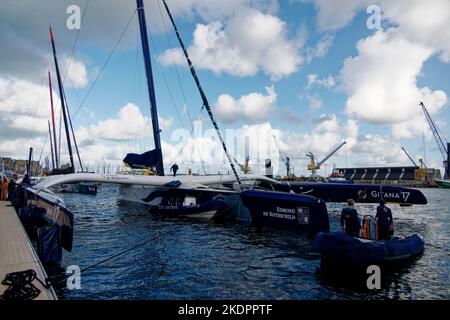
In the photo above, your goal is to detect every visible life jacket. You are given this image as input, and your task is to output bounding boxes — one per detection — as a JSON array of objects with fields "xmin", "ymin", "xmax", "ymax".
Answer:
[{"xmin": 361, "ymin": 215, "xmax": 378, "ymax": 240}]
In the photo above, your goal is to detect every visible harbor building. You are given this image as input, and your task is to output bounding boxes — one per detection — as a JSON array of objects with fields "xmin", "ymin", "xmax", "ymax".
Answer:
[{"xmin": 335, "ymin": 166, "xmax": 442, "ymax": 187}]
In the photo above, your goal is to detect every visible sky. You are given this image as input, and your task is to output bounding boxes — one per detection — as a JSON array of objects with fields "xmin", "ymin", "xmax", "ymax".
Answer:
[{"xmin": 0, "ymin": 0, "xmax": 449, "ymax": 177}]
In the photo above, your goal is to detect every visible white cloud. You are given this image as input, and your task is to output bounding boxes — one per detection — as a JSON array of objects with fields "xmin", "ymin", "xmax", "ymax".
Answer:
[
  {"xmin": 349, "ymin": 134, "xmax": 405, "ymax": 166},
  {"xmin": 307, "ymin": 73, "xmax": 335, "ymax": 88},
  {"xmin": 0, "ymin": 77, "xmax": 62, "ymax": 138},
  {"xmin": 76, "ymin": 103, "xmax": 173, "ymax": 144},
  {"xmin": 305, "ymin": 33, "xmax": 334, "ymax": 62},
  {"xmin": 0, "ymin": 0, "xmax": 278, "ymax": 84},
  {"xmin": 310, "ymin": 0, "xmax": 450, "ymax": 62},
  {"xmin": 341, "ymin": 29, "xmax": 447, "ymax": 138},
  {"xmin": 285, "ymin": 114, "xmax": 357, "ymax": 158},
  {"xmin": 158, "ymin": 48, "xmax": 186, "ymax": 67},
  {"xmin": 311, "ymin": 0, "xmax": 369, "ymax": 32},
  {"xmin": 379, "ymin": 0, "xmax": 450, "ymax": 63},
  {"xmin": 214, "ymin": 86, "xmax": 277, "ymax": 123},
  {"xmin": 61, "ymin": 57, "xmax": 89, "ymax": 89},
  {"xmin": 307, "ymin": 95, "xmax": 323, "ymax": 110},
  {"xmin": 159, "ymin": 117, "xmax": 174, "ymax": 131},
  {"xmin": 159, "ymin": 8, "xmax": 303, "ymax": 80}
]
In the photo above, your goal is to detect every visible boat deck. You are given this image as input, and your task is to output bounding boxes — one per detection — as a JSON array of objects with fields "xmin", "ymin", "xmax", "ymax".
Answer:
[{"xmin": 0, "ymin": 201, "xmax": 57, "ymax": 300}]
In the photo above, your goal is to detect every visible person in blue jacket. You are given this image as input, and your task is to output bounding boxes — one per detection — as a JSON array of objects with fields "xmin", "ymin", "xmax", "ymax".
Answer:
[
  {"xmin": 376, "ymin": 199, "xmax": 393, "ymax": 240},
  {"xmin": 340, "ymin": 199, "xmax": 361, "ymax": 237}
]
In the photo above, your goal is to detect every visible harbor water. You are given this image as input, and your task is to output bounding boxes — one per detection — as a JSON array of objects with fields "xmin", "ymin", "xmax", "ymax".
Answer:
[{"xmin": 53, "ymin": 186, "xmax": 449, "ymax": 299}]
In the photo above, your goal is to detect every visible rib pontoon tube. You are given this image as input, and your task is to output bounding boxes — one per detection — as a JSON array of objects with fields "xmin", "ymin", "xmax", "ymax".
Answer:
[{"xmin": 314, "ymin": 232, "xmax": 424, "ymax": 266}]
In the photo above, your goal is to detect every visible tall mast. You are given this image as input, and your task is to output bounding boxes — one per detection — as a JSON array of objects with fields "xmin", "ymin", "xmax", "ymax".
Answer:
[
  {"xmin": 136, "ymin": 0, "xmax": 164, "ymax": 175},
  {"xmin": 49, "ymin": 27, "xmax": 75, "ymax": 173},
  {"xmin": 162, "ymin": 0, "xmax": 241, "ymax": 184},
  {"xmin": 62, "ymin": 87, "xmax": 84, "ymax": 171},
  {"xmin": 444, "ymin": 142, "xmax": 450, "ymax": 179},
  {"xmin": 48, "ymin": 120, "xmax": 55, "ymax": 170},
  {"xmin": 48, "ymin": 71, "xmax": 59, "ymax": 168}
]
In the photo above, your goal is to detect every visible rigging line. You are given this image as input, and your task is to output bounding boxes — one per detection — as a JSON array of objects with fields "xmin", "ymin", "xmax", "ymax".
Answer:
[
  {"xmin": 36, "ymin": 130, "xmax": 49, "ymax": 175},
  {"xmin": 156, "ymin": 0, "xmax": 194, "ymax": 126},
  {"xmin": 196, "ymin": 110, "xmax": 207, "ymax": 175},
  {"xmin": 46, "ymin": 230, "xmax": 172, "ymax": 286},
  {"xmin": 63, "ymin": 87, "xmax": 84, "ymax": 171},
  {"xmin": 189, "ymin": 109, "xmax": 203, "ymax": 165},
  {"xmin": 132, "ymin": 26, "xmax": 140, "ymax": 104},
  {"xmin": 162, "ymin": 107, "xmax": 205, "ymax": 172},
  {"xmin": 58, "ymin": 110, "xmax": 62, "ymax": 165},
  {"xmin": 28, "ymin": 48, "xmax": 51, "ymax": 142},
  {"xmin": 161, "ymin": 0, "xmax": 241, "ymax": 184},
  {"xmin": 147, "ymin": 32, "xmax": 187, "ymax": 130},
  {"xmin": 72, "ymin": 9, "xmax": 138, "ymax": 120},
  {"xmin": 62, "ymin": 0, "xmax": 90, "ymax": 84}
]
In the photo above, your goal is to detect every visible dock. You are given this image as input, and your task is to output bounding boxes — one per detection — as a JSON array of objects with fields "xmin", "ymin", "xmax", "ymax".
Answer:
[{"xmin": 0, "ymin": 201, "xmax": 57, "ymax": 300}]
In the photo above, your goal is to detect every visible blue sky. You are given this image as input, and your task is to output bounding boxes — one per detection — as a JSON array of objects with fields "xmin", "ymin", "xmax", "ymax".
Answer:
[{"xmin": 1, "ymin": 0, "xmax": 449, "ymax": 176}]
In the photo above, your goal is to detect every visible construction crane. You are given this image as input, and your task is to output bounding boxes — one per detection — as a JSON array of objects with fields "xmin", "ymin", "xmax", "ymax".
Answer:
[
  {"xmin": 307, "ymin": 141, "xmax": 347, "ymax": 176},
  {"xmin": 231, "ymin": 155, "xmax": 251, "ymax": 174},
  {"xmin": 419, "ymin": 158, "xmax": 427, "ymax": 169},
  {"xmin": 420, "ymin": 102, "xmax": 449, "ymax": 179},
  {"xmin": 272, "ymin": 135, "xmax": 297, "ymax": 179},
  {"xmin": 401, "ymin": 147, "xmax": 418, "ymax": 167}
]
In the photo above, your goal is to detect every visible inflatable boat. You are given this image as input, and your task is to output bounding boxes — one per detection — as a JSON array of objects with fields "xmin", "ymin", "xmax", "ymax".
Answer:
[
  {"xmin": 314, "ymin": 231, "xmax": 424, "ymax": 266},
  {"xmin": 148, "ymin": 198, "xmax": 231, "ymax": 219}
]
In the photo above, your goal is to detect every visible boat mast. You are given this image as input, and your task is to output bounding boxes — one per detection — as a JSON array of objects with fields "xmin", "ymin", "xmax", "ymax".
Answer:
[
  {"xmin": 136, "ymin": 0, "xmax": 164, "ymax": 175},
  {"xmin": 49, "ymin": 27, "xmax": 75, "ymax": 173},
  {"xmin": 161, "ymin": 0, "xmax": 241, "ymax": 184},
  {"xmin": 62, "ymin": 88, "xmax": 84, "ymax": 172},
  {"xmin": 48, "ymin": 120, "xmax": 55, "ymax": 170},
  {"xmin": 48, "ymin": 71, "xmax": 59, "ymax": 168}
]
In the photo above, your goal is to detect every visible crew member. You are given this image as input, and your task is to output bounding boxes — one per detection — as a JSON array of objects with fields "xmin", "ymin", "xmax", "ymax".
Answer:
[
  {"xmin": 170, "ymin": 163, "xmax": 179, "ymax": 177},
  {"xmin": 375, "ymin": 199, "xmax": 394, "ymax": 240},
  {"xmin": 340, "ymin": 199, "xmax": 361, "ymax": 237}
]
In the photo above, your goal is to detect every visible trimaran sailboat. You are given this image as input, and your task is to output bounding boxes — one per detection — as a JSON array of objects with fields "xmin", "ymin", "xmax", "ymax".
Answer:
[{"xmin": 31, "ymin": 0, "xmax": 427, "ymax": 236}]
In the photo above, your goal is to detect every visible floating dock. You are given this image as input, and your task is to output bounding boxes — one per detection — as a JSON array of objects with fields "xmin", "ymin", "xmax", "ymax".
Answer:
[{"xmin": 0, "ymin": 201, "xmax": 57, "ymax": 300}]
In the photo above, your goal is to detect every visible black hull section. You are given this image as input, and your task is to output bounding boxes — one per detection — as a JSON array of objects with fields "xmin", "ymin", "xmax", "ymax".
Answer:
[
  {"xmin": 148, "ymin": 199, "xmax": 230, "ymax": 218},
  {"xmin": 77, "ymin": 182, "xmax": 97, "ymax": 195},
  {"xmin": 274, "ymin": 182, "xmax": 427, "ymax": 205},
  {"xmin": 240, "ymin": 190, "xmax": 330, "ymax": 235}
]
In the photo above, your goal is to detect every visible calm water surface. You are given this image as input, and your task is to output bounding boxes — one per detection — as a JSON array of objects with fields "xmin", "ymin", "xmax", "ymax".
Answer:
[{"xmin": 54, "ymin": 186, "xmax": 449, "ymax": 299}]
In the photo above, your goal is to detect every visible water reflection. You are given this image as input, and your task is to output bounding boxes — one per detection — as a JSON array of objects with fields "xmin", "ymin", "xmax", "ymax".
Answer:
[{"xmin": 53, "ymin": 186, "xmax": 448, "ymax": 299}]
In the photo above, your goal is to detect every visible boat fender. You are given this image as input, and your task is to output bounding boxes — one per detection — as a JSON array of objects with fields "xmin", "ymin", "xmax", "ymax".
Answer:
[
  {"xmin": 37, "ymin": 225, "xmax": 62, "ymax": 265},
  {"xmin": 165, "ymin": 180, "xmax": 181, "ymax": 188}
]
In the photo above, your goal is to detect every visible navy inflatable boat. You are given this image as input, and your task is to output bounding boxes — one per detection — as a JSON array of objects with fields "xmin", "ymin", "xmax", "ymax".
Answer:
[
  {"xmin": 314, "ymin": 232, "xmax": 424, "ymax": 266},
  {"xmin": 148, "ymin": 199, "xmax": 231, "ymax": 219}
]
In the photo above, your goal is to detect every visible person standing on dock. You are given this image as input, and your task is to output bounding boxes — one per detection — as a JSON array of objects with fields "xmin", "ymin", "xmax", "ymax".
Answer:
[
  {"xmin": 376, "ymin": 199, "xmax": 394, "ymax": 240},
  {"xmin": 7, "ymin": 178, "xmax": 15, "ymax": 201},
  {"xmin": 1, "ymin": 177, "xmax": 8, "ymax": 201},
  {"xmin": 170, "ymin": 163, "xmax": 179, "ymax": 177},
  {"xmin": 340, "ymin": 199, "xmax": 361, "ymax": 237}
]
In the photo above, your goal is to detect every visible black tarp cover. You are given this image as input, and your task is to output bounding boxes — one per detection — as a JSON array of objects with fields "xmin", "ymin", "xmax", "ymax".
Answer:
[{"xmin": 123, "ymin": 149, "xmax": 162, "ymax": 169}]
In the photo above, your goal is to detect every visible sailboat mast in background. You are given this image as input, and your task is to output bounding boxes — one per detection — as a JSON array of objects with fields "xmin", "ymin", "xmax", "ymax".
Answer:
[
  {"xmin": 49, "ymin": 26, "xmax": 75, "ymax": 173},
  {"xmin": 48, "ymin": 71, "xmax": 59, "ymax": 168}
]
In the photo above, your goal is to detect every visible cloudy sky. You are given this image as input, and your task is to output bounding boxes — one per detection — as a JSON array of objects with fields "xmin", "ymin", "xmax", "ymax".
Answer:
[{"xmin": 0, "ymin": 0, "xmax": 449, "ymax": 176}]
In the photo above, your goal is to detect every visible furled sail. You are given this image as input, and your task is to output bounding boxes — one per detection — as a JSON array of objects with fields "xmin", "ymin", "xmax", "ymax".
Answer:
[{"xmin": 123, "ymin": 149, "xmax": 163, "ymax": 170}]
